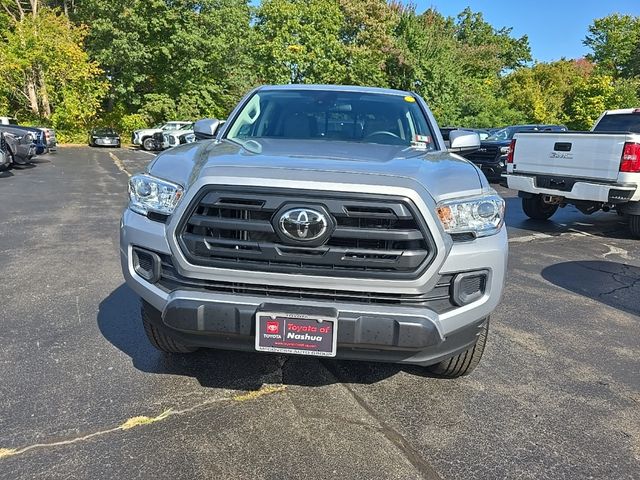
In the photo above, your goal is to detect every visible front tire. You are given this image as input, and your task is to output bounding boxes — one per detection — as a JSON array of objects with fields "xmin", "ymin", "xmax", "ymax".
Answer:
[
  {"xmin": 522, "ymin": 194, "xmax": 558, "ymax": 220},
  {"xmin": 427, "ymin": 320, "xmax": 489, "ymax": 378},
  {"xmin": 142, "ymin": 137, "xmax": 156, "ymax": 151},
  {"xmin": 629, "ymin": 214, "xmax": 640, "ymax": 238},
  {"xmin": 141, "ymin": 300, "xmax": 198, "ymax": 353}
]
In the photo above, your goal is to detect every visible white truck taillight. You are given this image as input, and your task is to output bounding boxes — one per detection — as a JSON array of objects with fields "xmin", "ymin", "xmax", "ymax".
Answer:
[
  {"xmin": 620, "ymin": 142, "xmax": 640, "ymax": 173},
  {"xmin": 506, "ymin": 139, "xmax": 516, "ymax": 164}
]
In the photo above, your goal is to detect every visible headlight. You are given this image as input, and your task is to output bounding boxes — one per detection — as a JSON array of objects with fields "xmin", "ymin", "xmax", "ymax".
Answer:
[
  {"xmin": 500, "ymin": 146, "xmax": 510, "ymax": 154},
  {"xmin": 128, "ymin": 174, "xmax": 183, "ymax": 216},
  {"xmin": 436, "ymin": 193, "xmax": 505, "ymax": 238}
]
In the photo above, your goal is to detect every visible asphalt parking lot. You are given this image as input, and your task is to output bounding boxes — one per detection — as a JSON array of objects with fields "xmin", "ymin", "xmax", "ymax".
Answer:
[{"xmin": 1, "ymin": 147, "xmax": 639, "ymax": 479}]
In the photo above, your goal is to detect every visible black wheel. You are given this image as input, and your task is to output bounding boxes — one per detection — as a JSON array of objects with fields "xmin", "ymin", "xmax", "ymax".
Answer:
[
  {"xmin": 141, "ymin": 300, "xmax": 198, "ymax": 353},
  {"xmin": 522, "ymin": 194, "xmax": 558, "ymax": 220},
  {"xmin": 142, "ymin": 137, "xmax": 156, "ymax": 151},
  {"xmin": 427, "ymin": 320, "xmax": 489, "ymax": 378},
  {"xmin": 629, "ymin": 214, "xmax": 640, "ymax": 238}
]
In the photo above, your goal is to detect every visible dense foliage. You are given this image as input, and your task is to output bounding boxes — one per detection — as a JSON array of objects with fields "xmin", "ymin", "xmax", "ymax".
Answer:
[{"xmin": 0, "ymin": 0, "xmax": 639, "ymax": 141}]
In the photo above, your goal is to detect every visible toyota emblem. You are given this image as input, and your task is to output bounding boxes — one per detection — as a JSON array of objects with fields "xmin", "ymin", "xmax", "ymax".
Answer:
[{"xmin": 278, "ymin": 208, "xmax": 328, "ymax": 242}]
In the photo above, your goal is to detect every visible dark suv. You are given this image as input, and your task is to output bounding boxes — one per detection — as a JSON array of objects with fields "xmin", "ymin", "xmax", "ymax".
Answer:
[{"xmin": 464, "ymin": 124, "xmax": 567, "ymax": 180}]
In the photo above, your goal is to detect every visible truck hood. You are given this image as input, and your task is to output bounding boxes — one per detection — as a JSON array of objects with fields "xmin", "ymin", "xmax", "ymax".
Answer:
[
  {"xmin": 148, "ymin": 138, "xmax": 485, "ymax": 202},
  {"xmin": 480, "ymin": 140, "xmax": 511, "ymax": 147},
  {"xmin": 135, "ymin": 128, "xmax": 162, "ymax": 136}
]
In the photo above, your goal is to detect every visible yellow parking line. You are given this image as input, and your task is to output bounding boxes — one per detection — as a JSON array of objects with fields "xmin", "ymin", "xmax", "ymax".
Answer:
[{"xmin": 108, "ymin": 152, "xmax": 131, "ymax": 177}]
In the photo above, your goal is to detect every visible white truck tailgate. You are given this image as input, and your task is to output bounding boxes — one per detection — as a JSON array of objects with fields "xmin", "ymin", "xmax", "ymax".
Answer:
[{"xmin": 512, "ymin": 132, "xmax": 627, "ymax": 182}]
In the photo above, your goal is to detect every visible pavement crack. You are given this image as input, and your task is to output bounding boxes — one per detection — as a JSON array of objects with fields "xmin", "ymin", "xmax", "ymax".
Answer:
[
  {"xmin": 321, "ymin": 362, "xmax": 442, "ymax": 480},
  {"xmin": 0, "ymin": 384, "xmax": 286, "ymax": 460}
]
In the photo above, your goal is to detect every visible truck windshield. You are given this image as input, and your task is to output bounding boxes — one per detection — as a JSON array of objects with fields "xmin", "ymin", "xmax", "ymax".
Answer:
[
  {"xmin": 593, "ymin": 113, "xmax": 640, "ymax": 133},
  {"xmin": 226, "ymin": 89, "xmax": 435, "ymax": 148},
  {"xmin": 486, "ymin": 127, "xmax": 518, "ymax": 141}
]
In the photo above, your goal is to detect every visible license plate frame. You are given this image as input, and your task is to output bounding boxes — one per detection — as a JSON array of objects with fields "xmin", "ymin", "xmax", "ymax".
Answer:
[{"xmin": 255, "ymin": 307, "xmax": 338, "ymax": 357}]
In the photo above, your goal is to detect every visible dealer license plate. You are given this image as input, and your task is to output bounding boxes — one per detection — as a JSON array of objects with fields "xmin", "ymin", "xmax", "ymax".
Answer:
[{"xmin": 255, "ymin": 309, "xmax": 337, "ymax": 357}]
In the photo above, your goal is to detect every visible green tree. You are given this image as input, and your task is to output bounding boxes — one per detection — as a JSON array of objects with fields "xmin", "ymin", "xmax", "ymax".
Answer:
[
  {"xmin": 387, "ymin": 8, "xmax": 465, "ymax": 125},
  {"xmin": 455, "ymin": 7, "xmax": 531, "ymax": 75},
  {"xmin": 0, "ymin": 3, "xmax": 107, "ymax": 137},
  {"xmin": 75, "ymin": 0, "xmax": 254, "ymax": 119},
  {"xmin": 502, "ymin": 60, "xmax": 592, "ymax": 125},
  {"xmin": 337, "ymin": 0, "xmax": 398, "ymax": 86},
  {"xmin": 387, "ymin": 6, "xmax": 531, "ymax": 127},
  {"xmin": 584, "ymin": 14, "xmax": 640, "ymax": 78},
  {"xmin": 254, "ymin": 0, "xmax": 347, "ymax": 84},
  {"xmin": 565, "ymin": 75, "xmax": 640, "ymax": 129}
]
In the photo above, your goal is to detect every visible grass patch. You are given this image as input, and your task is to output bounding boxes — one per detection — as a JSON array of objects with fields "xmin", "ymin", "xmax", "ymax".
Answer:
[
  {"xmin": 0, "ymin": 448, "xmax": 17, "ymax": 459},
  {"xmin": 119, "ymin": 409, "xmax": 172, "ymax": 430},
  {"xmin": 233, "ymin": 384, "xmax": 286, "ymax": 402}
]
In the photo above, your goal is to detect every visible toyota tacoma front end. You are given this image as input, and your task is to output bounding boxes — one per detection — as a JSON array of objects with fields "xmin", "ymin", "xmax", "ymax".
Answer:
[{"xmin": 120, "ymin": 85, "xmax": 507, "ymax": 377}]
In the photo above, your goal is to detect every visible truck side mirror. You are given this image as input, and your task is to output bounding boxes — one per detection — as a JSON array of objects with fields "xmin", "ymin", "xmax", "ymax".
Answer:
[
  {"xmin": 448, "ymin": 130, "xmax": 481, "ymax": 153},
  {"xmin": 193, "ymin": 118, "xmax": 222, "ymax": 141}
]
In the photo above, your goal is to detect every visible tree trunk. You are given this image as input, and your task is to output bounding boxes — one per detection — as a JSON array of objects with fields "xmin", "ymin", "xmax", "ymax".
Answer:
[
  {"xmin": 39, "ymin": 72, "xmax": 51, "ymax": 119},
  {"xmin": 29, "ymin": 0, "xmax": 38, "ymax": 18},
  {"xmin": 26, "ymin": 74, "xmax": 39, "ymax": 116}
]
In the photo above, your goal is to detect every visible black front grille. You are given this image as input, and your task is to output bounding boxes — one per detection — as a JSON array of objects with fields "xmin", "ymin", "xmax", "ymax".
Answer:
[
  {"xmin": 177, "ymin": 188, "xmax": 435, "ymax": 279},
  {"xmin": 158, "ymin": 257, "xmax": 455, "ymax": 312},
  {"xmin": 465, "ymin": 146, "xmax": 500, "ymax": 164}
]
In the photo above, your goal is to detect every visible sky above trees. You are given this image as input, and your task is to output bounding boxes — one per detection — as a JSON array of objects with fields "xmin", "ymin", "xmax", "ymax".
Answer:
[{"xmin": 421, "ymin": 0, "xmax": 640, "ymax": 62}]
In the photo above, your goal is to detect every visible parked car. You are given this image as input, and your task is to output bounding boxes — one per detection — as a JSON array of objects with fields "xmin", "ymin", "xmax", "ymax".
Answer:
[
  {"xmin": 464, "ymin": 124, "xmax": 568, "ymax": 180},
  {"xmin": 132, "ymin": 121, "xmax": 192, "ymax": 151},
  {"xmin": 88, "ymin": 128, "xmax": 121, "ymax": 147},
  {"xmin": 1, "ymin": 117, "xmax": 56, "ymax": 153},
  {"xmin": 0, "ymin": 116, "xmax": 19, "ymax": 126},
  {"xmin": 121, "ymin": 84, "xmax": 507, "ymax": 378},
  {"xmin": 10, "ymin": 125, "xmax": 48, "ymax": 155},
  {"xmin": 506, "ymin": 109, "xmax": 640, "ymax": 237},
  {"xmin": 38, "ymin": 127, "xmax": 57, "ymax": 152},
  {"xmin": 161, "ymin": 123, "xmax": 195, "ymax": 150},
  {"xmin": 469, "ymin": 128, "xmax": 492, "ymax": 140},
  {"xmin": 0, "ymin": 125, "xmax": 38, "ymax": 165},
  {"xmin": 0, "ymin": 132, "xmax": 11, "ymax": 171}
]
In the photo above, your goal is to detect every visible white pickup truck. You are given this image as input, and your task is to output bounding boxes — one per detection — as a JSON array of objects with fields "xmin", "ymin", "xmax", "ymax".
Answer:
[{"xmin": 506, "ymin": 108, "xmax": 640, "ymax": 237}]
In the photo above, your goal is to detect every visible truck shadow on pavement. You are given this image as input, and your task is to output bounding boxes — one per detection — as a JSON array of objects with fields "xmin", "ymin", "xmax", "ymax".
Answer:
[
  {"xmin": 541, "ymin": 261, "xmax": 640, "ymax": 316},
  {"xmin": 98, "ymin": 284, "xmax": 409, "ymax": 389},
  {"xmin": 504, "ymin": 195, "xmax": 634, "ymax": 240}
]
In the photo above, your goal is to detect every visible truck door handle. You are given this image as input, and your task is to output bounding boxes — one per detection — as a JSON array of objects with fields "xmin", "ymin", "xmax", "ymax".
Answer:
[{"xmin": 554, "ymin": 142, "xmax": 572, "ymax": 152}]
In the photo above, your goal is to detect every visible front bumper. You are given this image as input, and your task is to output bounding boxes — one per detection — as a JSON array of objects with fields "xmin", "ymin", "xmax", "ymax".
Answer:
[
  {"xmin": 14, "ymin": 144, "xmax": 36, "ymax": 164},
  {"xmin": 94, "ymin": 138, "xmax": 120, "ymax": 146},
  {"xmin": 120, "ymin": 205, "xmax": 507, "ymax": 366},
  {"xmin": 145, "ymin": 291, "xmax": 489, "ymax": 366}
]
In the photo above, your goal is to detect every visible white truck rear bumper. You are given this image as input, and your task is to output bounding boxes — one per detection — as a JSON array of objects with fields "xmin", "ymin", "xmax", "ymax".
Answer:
[{"xmin": 506, "ymin": 174, "xmax": 637, "ymax": 203}]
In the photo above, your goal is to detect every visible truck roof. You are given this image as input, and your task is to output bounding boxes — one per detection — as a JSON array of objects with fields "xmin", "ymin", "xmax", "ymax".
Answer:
[
  {"xmin": 601, "ymin": 108, "xmax": 640, "ymax": 115},
  {"xmin": 257, "ymin": 84, "xmax": 414, "ymax": 97}
]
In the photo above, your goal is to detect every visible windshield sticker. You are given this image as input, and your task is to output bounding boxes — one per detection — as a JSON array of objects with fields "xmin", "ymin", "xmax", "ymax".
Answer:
[{"xmin": 404, "ymin": 96, "xmax": 416, "ymax": 103}]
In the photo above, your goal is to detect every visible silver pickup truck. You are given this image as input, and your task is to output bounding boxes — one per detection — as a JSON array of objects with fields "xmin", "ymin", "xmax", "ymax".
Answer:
[
  {"xmin": 120, "ymin": 85, "xmax": 507, "ymax": 378},
  {"xmin": 506, "ymin": 108, "xmax": 640, "ymax": 237}
]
